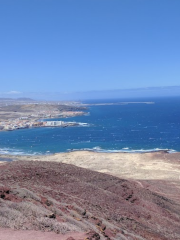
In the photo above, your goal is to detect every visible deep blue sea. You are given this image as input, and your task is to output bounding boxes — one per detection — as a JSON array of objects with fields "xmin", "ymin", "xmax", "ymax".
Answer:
[{"xmin": 0, "ymin": 97, "xmax": 180, "ymax": 155}]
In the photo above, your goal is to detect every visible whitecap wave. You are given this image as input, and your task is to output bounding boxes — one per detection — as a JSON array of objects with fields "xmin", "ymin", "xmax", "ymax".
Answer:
[
  {"xmin": 0, "ymin": 146, "xmax": 177, "ymax": 156},
  {"xmin": 77, "ymin": 122, "xmax": 91, "ymax": 127},
  {"xmin": 69, "ymin": 146, "xmax": 177, "ymax": 153},
  {"xmin": 0, "ymin": 147, "xmax": 41, "ymax": 156}
]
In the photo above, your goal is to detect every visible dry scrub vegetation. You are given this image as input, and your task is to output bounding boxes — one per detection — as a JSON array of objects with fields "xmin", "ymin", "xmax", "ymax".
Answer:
[
  {"xmin": 1, "ymin": 160, "xmax": 180, "ymax": 239},
  {"xmin": 0, "ymin": 186, "xmax": 80, "ymax": 234}
]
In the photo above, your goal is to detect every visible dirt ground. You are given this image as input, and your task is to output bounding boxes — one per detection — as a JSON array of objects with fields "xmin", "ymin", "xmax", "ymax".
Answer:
[
  {"xmin": 3, "ymin": 150, "xmax": 180, "ymax": 180},
  {"xmin": 1, "ymin": 151, "xmax": 180, "ymax": 240},
  {"xmin": 0, "ymin": 228, "xmax": 86, "ymax": 240}
]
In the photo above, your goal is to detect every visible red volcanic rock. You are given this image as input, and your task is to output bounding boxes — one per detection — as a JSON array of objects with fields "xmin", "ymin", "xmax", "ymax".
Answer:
[
  {"xmin": 103, "ymin": 228, "xmax": 115, "ymax": 238},
  {"xmin": 86, "ymin": 230, "xmax": 101, "ymax": 240},
  {"xmin": 0, "ymin": 186, "xmax": 21, "ymax": 202},
  {"xmin": 0, "ymin": 186, "xmax": 10, "ymax": 196},
  {"xmin": 0, "ymin": 160, "xmax": 180, "ymax": 239}
]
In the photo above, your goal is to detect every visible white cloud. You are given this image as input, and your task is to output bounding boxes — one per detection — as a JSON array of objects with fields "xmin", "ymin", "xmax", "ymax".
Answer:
[{"xmin": 6, "ymin": 91, "xmax": 22, "ymax": 95}]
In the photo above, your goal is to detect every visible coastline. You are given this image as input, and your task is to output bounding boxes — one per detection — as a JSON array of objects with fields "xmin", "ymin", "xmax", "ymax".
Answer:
[
  {"xmin": 0, "ymin": 100, "xmax": 154, "ymax": 131},
  {"xmin": 0, "ymin": 100, "xmax": 87, "ymax": 131},
  {"xmin": 0, "ymin": 111, "xmax": 86, "ymax": 132},
  {"xmin": 83, "ymin": 101, "xmax": 155, "ymax": 106},
  {"xmin": 1, "ymin": 150, "xmax": 180, "ymax": 181},
  {"xmin": 1, "ymin": 98, "xmax": 180, "ymax": 183}
]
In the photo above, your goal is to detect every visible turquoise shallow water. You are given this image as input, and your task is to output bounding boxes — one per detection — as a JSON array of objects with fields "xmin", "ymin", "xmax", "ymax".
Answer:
[{"xmin": 0, "ymin": 97, "xmax": 180, "ymax": 155}]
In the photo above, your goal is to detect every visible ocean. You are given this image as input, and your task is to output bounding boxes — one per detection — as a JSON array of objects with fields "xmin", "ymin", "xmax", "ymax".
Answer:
[{"xmin": 0, "ymin": 97, "xmax": 180, "ymax": 155}]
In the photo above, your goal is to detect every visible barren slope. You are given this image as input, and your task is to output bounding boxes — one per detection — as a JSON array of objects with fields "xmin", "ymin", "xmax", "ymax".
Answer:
[{"xmin": 1, "ymin": 160, "xmax": 180, "ymax": 239}]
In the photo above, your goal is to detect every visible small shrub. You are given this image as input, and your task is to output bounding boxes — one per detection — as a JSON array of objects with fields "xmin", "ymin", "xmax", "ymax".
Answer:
[
  {"xmin": 0, "ymin": 206, "xmax": 26, "ymax": 229},
  {"xmin": 64, "ymin": 215, "xmax": 88, "ymax": 231},
  {"xmin": 50, "ymin": 206, "xmax": 64, "ymax": 217},
  {"xmin": 11, "ymin": 188, "xmax": 41, "ymax": 201},
  {"xmin": 35, "ymin": 217, "xmax": 79, "ymax": 234},
  {"xmin": 8, "ymin": 201, "xmax": 53, "ymax": 218},
  {"xmin": 72, "ymin": 203, "xmax": 86, "ymax": 216}
]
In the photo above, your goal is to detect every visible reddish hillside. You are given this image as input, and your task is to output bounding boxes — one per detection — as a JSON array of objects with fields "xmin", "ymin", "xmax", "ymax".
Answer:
[{"xmin": 0, "ymin": 160, "xmax": 180, "ymax": 239}]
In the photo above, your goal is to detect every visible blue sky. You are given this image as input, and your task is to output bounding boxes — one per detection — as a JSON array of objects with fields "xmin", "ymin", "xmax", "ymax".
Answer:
[{"xmin": 0, "ymin": 0, "xmax": 180, "ymax": 98}]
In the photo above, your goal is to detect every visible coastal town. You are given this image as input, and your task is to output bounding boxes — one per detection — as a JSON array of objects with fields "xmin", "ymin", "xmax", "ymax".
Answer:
[
  {"xmin": 0, "ymin": 99, "xmax": 88, "ymax": 131},
  {"xmin": 0, "ymin": 119, "xmax": 84, "ymax": 131}
]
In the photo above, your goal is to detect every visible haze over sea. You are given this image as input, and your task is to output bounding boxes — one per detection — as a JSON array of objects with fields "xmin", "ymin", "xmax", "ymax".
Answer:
[{"xmin": 0, "ymin": 97, "xmax": 180, "ymax": 155}]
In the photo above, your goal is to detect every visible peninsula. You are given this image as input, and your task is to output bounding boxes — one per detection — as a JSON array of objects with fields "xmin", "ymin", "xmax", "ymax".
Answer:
[{"xmin": 0, "ymin": 99, "xmax": 87, "ymax": 131}]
